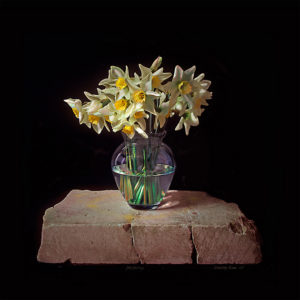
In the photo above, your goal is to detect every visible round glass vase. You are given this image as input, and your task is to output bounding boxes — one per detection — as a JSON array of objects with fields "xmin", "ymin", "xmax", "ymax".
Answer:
[{"xmin": 111, "ymin": 131, "xmax": 176, "ymax": 210}]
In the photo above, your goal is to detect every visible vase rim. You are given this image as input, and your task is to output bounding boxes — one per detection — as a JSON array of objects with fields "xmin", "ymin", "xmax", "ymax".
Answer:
[{"xmin": 121, "ymin": 130, "xmax": 166, "ymax": 142}]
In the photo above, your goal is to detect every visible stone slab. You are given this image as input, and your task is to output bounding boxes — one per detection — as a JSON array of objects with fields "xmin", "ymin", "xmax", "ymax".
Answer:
[{"xmin": 37, "ymin": 190, "xmax": 262, "ymax": 264}]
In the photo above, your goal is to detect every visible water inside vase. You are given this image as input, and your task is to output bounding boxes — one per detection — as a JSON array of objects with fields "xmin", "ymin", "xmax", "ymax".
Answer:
[{"xmin": 112, "ymin": 163, "xmax": 175, "ymax": 209}]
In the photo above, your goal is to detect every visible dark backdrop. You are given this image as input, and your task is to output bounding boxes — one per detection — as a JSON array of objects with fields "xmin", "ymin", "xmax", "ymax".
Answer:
[{"xmin": 4, "ymin": 0, "xmax": 299, "ymax": 299}]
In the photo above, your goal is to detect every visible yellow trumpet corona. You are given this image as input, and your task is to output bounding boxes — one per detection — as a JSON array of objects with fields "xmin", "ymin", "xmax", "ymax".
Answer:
[
  {"xmin": 152, "ymin": 76, "xmax": 161, "ymax": 88},
  {"xmin": 116, "ymin": 77, "xmax": 127, "ymax": 89},
  {"xmin": 134, "ymin": 111, "xmax": 144, "ymax": 119},
  {"xmin": 72, "ymin": 108, "xmax": 79, "ymax": 118},
  {"xmin": 88, "ymin": 115, "xmax": 100, "ymax": 125},
  {"xmin": 122, "ymin": 125, "xmax": 134, "ymax": 135},
  {"xmin": 133, "ymin": 90, "xmax": 146, "ymax": 103},
  {"xmin": 178, "ymin": 81, "xmax": 192, "ymax": 95},
  {"xmin": 114, "ymin": 99, "xmax": 128, "ymax": 111}
]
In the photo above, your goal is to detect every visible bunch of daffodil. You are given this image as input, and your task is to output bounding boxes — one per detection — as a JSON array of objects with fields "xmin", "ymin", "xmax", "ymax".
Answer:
[{"xmin": 64, "ymin": 56, "xmax": 212, "ymax": 138}]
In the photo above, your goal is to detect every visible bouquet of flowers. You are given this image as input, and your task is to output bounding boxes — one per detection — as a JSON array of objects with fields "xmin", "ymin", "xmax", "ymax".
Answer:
[
  {"xmin": 64, "ymin": 56, "xmax": 212, "ymax": 138},
  {"xmin": 64, "ymin": 57, "xmax": 212, "ymax": 209}
]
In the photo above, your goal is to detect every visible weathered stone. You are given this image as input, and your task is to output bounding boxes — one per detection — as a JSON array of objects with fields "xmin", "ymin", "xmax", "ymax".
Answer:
[
  {"xmin": 37, "ymin": 190, "xmax": 262, "ymax": 264},
  {"xmin": 132, "ymin": 225, "xmax": 193, "ymax": 264}
]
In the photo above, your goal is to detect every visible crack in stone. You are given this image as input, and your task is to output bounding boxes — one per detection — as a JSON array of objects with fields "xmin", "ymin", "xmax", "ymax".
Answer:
[
  {"xmin": 189, "ymin": 226, "xmax": 198, "ymax": 264},
  {"xmin": 129, "ymin": 225, "xmax": 142, "ymax": 264}
]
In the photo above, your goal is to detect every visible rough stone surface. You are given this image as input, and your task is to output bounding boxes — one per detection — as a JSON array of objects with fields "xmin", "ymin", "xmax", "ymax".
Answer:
[{"xmin": 37, "ymin": 190, "xmax": 262, "ymax": 264}]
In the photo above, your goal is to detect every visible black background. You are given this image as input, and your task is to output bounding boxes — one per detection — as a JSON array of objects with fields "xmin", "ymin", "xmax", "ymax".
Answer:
[{"xmin": 3, "ymin": 0, "xmax": 299, "ymax": 299}]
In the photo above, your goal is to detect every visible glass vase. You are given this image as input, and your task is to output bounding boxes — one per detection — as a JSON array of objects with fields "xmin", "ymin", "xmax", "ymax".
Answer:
[{"xmin": 111, "ymin": 131, "xmax": 176, "ymax": 210}]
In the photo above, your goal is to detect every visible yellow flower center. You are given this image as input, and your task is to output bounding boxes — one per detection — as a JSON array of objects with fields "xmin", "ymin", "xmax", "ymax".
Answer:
[
  {"xmin": 133, "ymin": 90, "xmax": 146, "ymax": 103},
  {"xmin": 194, "ymin": 97, "xmax": 202, "ymax": 110},
  {"xmin": 104, "ymin": 115, "xmax": 111, "ymax": 123},
  {"xmin": 152, "ymin": 76, "xmax": 161, "ymax": 88},
  {"xmin": 88, "ymin": 115, "xmax": 100, "ymax": 125},
  {"xmin": 122, "ymin": 125, "xmax": 134, "ymax": 135},
  {"xmin": 116, "ymin": 77, "xmax": 127, "ymax": 89},
  {"xmin": 178, "ymin": 81, "xmax": 192, "ymax": 95},
  {"xmin": 133, "ymin": 111, "xmax": 144, "ymax": 119},
  {"xmin": 114, "ymin": 99, "xmax": 128, "ymax": 111},
  {"xmin": 72, "ymin": 108, "xmax": 79, "ymax": 118}
]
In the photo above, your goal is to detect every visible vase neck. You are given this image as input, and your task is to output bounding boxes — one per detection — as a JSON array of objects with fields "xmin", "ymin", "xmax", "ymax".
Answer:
[{"xmin": 122, "ymin": 130, "xmax": 166, "ymax": 145}]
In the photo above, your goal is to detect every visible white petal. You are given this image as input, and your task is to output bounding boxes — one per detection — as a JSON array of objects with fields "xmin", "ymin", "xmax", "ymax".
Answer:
[
  {"xmin": 158, "ymin": 72, "xmax": 172, "ymax": 82},
  {"xmin": 97, "ymin": 106, "xmax": 111, "ymax": 115},
  {"xmin": 159, "ymin": 115, "xmax": 166, "ymax": 128},
  {"xmin": 139, "ymin": 64, "xmax": 152, "ymax": 79},
  {"xmin": 79, "ymin": 111, "xmax": 87, "ymax": 124},
  {"xmin": 173, "ymin": 65, "xmax": 184, "ymax": 82},
  {"xmin": 137, "ymin": 118, "xmax": 146, "ymax": 131},
  {"xmin": 194, "ymin": 73, "xmax": 205, "ymax": 82},
  {"xmin": 144, "ymin": 76, "xmax": 152, "ymax": 91},
  {"xmin": 134, "ymin": 72, "xmax": 140, "ymax": 82},
  {"xmin": 135, "ymin": 126, "xmax": 148, "ymax": 138},
  {"xmin": 182, "ymin": 66, "xmax": 196, "ymax": 81},
  {"xmin": 111, "ymin": 66, "xmax": 125, "ymax": 78},
  {"xmin": 190, "ymin": 113, "xmax": 199, "ymax": 126},
  {"xmin": 84, "ymin": 91, "xmax": 101, "ymax": 101},
  {"xmin": 92, "ymin": 123, "xmax": 102, "ymax": 134},
  {"xmin": 169, "ymin": 90, "xmax": 180, "ymax": 107},
  {"xmin": 102, "ymin": 87, "xmax": 118, "ymax": 95},
  {"xmin": 124, "ymin": 88, "xmax": 131, "ymax": 100},
  {"xmin": 64, "ymin": 98, "xmax": 76, "ymax": 108},
  {"xmin": 144, "ymin": 97, "xmax": 157, "ymax": 115},
  {"xmin": 153, "ymin": 68, "xmax": 163, "ymax": 76},
  {"xmin": 74, "ymin": 99, "xmax": 83, "ymax": 110},
  {"xmin": 146, "ymin": 91, "xmax": 160, "ymax": 97},
  {"xmin": 98, "ymin": 78, "xmax": 113, "ymax": 86},
  {"xmin": 87, "ymin": 100, "xmax": 102, "ymax": 113},
  {"xmin": 117, "ymin": 88, "xmax": 125, "ymax": 100},
  {"xmin": 184, "ymin": 121, "xmax": 191, "ymax": 135},
  {"xmin": 104, "ymin": 120, "xmax": 110, "ymax": 132},
  {"xmin": 126, "ymin": 77, "xmax": 139, "ymax": 93},
  {"xmin": 84, "ymin": 121, "xmax": 91, "ymax": 128},
  {"xmin": 175, "ymin": 118, "xmax": 184, "ymax": 131},
  {"xmin": 200, "ymin": 80, "xmax": 211, "ymax": 89}
]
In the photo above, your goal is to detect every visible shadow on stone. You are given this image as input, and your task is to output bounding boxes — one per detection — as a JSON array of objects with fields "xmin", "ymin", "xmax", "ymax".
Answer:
[{"xmin": 157, "ymin": 190, "xmax": 218, "ymax": 210}]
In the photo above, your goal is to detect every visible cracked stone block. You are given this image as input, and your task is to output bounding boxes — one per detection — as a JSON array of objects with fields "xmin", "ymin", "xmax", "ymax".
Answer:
[
  {"xmin": 131, "ymin": 225, "xmax": 193, "ymax": 264},
  {"xmin": 37, "ymin": 190, "xmax": 262, "ymax": 264}
]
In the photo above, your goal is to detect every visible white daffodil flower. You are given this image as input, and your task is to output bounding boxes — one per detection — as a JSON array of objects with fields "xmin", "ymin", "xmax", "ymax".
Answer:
[
  {"xmin": 168, "ymin": 66, "xmax": 212, "ymax": 130},
  {"xmin": 190, "ymin": 74, "xmax": 213, "ymax": 116},
  {"xmin": 138, "ymin": 57, "xmax": 172, "ymax": 91},
  {"xmin": 64, "ymin": 99, "xmax": 110, "ymax": 134},
  {"xmin": 128, "ymin": 108, "xmax": 149, "ymax": 132},
  {"xmin": 175, "ymin": 110, "xmax": 199, "ymax": 136},
  {"xmin": 99, "ymin": 65, "xmax": 140, "ymax": 101},
  {"xmin": 83, "ymin": 88, "xmax": 113, "ymax": 114},
  {"xmin": 64, "ymin": 57, "xmax": 212, "ymax": 138},
  {"xmin": 64, "ymin": 98, "xmax": 91, "ymax": 128},
  {"xmin": 82, "ymin": 102, "xmax": 111, "ymax": 134},
  {"xmin": 134, "ymin": 73, "xmax": 161, "ymax": 116},
  {"xmin": 106, "ymin": 97, "xmax": 148, "ymax": 139},
  {"xmin": 154, "ymin": 93, "xmax": 174, "ymax": 129},
  {"xmin": 87, "ymin": 113, "xmax": 110, "ymax": 134},
  {"xmin": 85, "ymin": 99, "xmax": 103, "ymax": 114},
  {"xmin": 113, "ymin": 119, "xmax": 148, "ymax": 139},
  {"xmin": 168, "ymin": 65, "xmax": 196, "ymax": 108}
]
